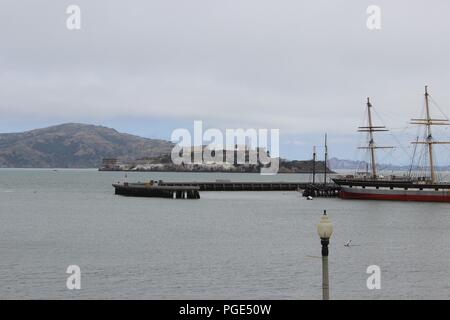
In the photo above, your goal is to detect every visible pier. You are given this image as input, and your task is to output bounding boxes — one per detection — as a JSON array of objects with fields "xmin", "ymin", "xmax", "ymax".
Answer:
[
  {"xmin": 158, "ymin": 180, "xmax": 341, "ymax": 196},
  {"xmin": 159, "ymin": 181, "xmax": 307, "ymax": 191},
  {"xmin": 113, "ymin": 180, "xmax": 341, "ymax": 198}
]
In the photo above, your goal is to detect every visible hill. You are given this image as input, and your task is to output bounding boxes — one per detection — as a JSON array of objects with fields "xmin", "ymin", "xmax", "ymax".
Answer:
[{"xmin": 0, "ymin": 123, "xmax": 174, "ymax": 168}]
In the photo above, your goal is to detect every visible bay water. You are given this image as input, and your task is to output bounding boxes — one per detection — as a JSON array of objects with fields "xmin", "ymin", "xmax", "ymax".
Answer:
[{"xmin": 0, "ymin": 169, "xmax": 449, "ymax": 299}]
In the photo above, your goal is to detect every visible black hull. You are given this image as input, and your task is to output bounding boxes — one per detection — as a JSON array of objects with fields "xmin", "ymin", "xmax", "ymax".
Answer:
[{"xmin": 113, "ymin": 184, "xmax": 200, "ymax": 199}]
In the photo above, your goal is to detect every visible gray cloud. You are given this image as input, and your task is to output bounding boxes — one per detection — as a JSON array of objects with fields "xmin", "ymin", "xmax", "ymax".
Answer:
[{"xmin": 1, "ymin": 0, "xmax": 450, "ymax": 161}]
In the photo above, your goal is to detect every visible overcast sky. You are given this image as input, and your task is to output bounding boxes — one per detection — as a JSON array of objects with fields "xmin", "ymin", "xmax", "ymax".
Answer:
[{"xmin": 1, "ymin": 0, "xmax": 450, "ymax": 162}]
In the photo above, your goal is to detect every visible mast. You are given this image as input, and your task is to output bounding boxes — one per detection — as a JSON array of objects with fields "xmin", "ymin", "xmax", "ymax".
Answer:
[
  {"xmin": 425, "ymin": 86, "xmax": 435, "ymax": 183},
  {"xmin": 358, "ymin": 98, "xmax": 392, "ymax": 179},
  {"xmin": 312, "ymin": 145, "xmax": 316, "ymax": 184},
  {"xmin": 367, "ymin": 98, "xmax": 377, "ymax": 177},
  {"xmin": 411, "ymin": 86, "xmax": 450, "ymax": 184},
  {"xmin": 324, "ymin": 134, "xmax": 328, "ymax": 185}
]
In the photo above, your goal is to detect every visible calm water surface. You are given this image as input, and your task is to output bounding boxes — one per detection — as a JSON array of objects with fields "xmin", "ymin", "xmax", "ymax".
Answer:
[{"xmin": 0, "ymin": 169, "xmax": 449, "ymax": 299}]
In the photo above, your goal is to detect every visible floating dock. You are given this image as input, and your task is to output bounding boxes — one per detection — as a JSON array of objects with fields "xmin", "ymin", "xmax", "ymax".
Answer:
[
  {"xmin": 113, "ymin": 182, "xmax": 200, "ymax": 199},
  {"xmin": 301, "ymin": 184, "xmax": 341, "ymax": 198}
]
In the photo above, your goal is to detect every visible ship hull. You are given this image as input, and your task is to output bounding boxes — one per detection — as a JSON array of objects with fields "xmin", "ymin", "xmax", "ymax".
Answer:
[{"xmin": 339, "ymin": 186, "xmax": 450, "ymax": 202}]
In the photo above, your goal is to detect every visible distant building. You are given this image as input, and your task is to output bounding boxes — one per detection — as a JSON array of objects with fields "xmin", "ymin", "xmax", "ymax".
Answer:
[{"xmin": 100, "ymin": 158, "xmax": 120, "ymax": 170}]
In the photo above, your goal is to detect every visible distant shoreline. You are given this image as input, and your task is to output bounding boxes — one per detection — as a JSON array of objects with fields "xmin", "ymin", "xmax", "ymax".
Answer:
[{"xmin": 98, "ymin": 168, "xmax": 335, "ymax": 174}]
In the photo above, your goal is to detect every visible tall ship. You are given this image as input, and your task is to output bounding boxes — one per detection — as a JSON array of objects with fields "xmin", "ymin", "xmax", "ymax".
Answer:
[{"xmin": 333, "ymin": 86, "xmax": 450, "ymax": 202}]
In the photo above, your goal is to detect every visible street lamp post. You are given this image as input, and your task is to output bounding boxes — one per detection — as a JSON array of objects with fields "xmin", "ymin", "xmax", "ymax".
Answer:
[{"xmin": 317, "ymin": 210, "xmax": 333, "ymax": 300}]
